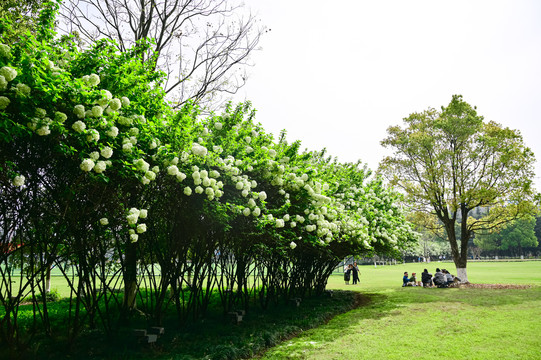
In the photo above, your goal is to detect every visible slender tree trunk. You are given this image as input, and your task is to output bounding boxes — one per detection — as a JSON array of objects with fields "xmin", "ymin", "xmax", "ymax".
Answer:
[{"xmin": 123, "ymin": 241, "xmax": 138, "ymax": 312}]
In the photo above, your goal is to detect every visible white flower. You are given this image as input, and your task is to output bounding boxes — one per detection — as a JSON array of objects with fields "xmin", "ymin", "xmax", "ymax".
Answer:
[
  {"xmin": 134, "ymin": 159, "xmax": 150, "ymax": 172},
  {"xmin": 54, "ymin": 111, "xmax": 67, "ymax": 123},
  {"xmin": 167, "ymin": 165, "xmax": 179, "ymax": 176},
  {"xmin": 301, "ymin": 173, "xmax": 309, "ymax": 181},
  {"xmin": 145, "ymin": 171, "xmax": 156, "ymax": 180},
  {"xmin": 80, "ymin": 159, "xmax": 95, "ymax": 172},
  {"xmin": 87, "ymin": 129, "xmax": 100, "ymax": 142},
  {"xmin": 149, "ymin": 140, "xmax": 157, "ymax": 149},
  {"xmin": 275, "ymin": 219, "xmax": 285, "ymax": 228},
  {"xmin": 176, "ymin": 172, "xmax": 187, "ymax": 182},
  {"xmin": 101, "ymin": 146, "xmax": 113, "ymax": 159},
  {"xmin": 245, "ymin": 136, "xmax": 251, "ymax": 144},
  {"xmin": 137, "ymin": 223, "xmax": 147, "ymax": 234},
  {"xmin": 97, "ymin": 90, "xmax": 113, "ymax": 106},
  {"xmin": 269, "ymin": 149, "xmax": 277, "ymax": 157},
  {"xmin": 35, "ymin": 108, "xmax": 46, "ymax": 118},
  {"xmin": 236, "ymin": 182, "xmax": 244, "ymax": 190},
  {"xmin": 192, "ymin": 143, "xmax": 208, "ymax": 157},
  {"xmin": 0, "ymin": 66, "xmax": 17, "ymax": 82},
  {"xmin": 74, "ymin": 105, "xmax": 85, "ymax": 119},
  {"xmin": 194, "ymin": 178, "xmax": 202, "ymax": 185},
  {"xmin": 243, "ymin": 207, "xmax": 251, "ymax": 216},
  {"xmin": 122, "ymin": 142, "xmax": 133, "ymax": 153},
  {"xmin": 258, "ymin": 191, "xmax": 267, "ymax": 201},
  {"xmin": 252, "ymin": 207, "xmax": 261, "ymax": 217},
  {"xmin": 0, "ymin": 76, "xmax": 6, "ymax": 91},
  {"xmin": 290, "ymin": 241, "xmax": 297, "ymax": 249},
  {"xmin": 118, "ymin": 116, "xmax": 132, "ymax": 126},
  {"xmin": 127, "ymin": 213, "xmax": 138, "ymax": 225},
  {"xmin": 91, "ymin": 106, "xmax": 103, "ymax": 118},
  {"xmin": 214, "ymin": 122, "xmax": 223, "ymax": 130},
  {"xmin": 205, "ymin": 187, "xmax": 215, "ymax": 197},
  {"xmin": 36, "ymin": 126, "xmax": 50, "ymax": 136},
  {"xmin": 121, "ymin": 96, "xmax": 130, "ymax": 107},
  {"xmin": 241, "ymin": 189, "xmax": 249, "ymax": 197},
  {"xmin": 106, "ymin": 126, "xmax": 119, "ymax": 138},
  {"xmin": 195, "ymin": 186, "xmax": 204, "ymax": 194},
  {"xmin": 213, "ymin": 145, "xmax": 223, "ymax": 154},
  {"xmin": 290, "ymin": 221, "xmax": 297, "ymax": 228},
  {"xmin": 129, "ymin": 127, "xmax": 139, "ymax": 136},
  {"xmin": 323, "ymin": 183, "xmax": 330, "ymax": 191},
  {"xmin": 100, "ymin": 218, "xmax": 109, "ymax": 225},
  {"xmin": 130, "ymin": 233, "xmax": 139, "ymax": 242},
  {"xmin": 202, "ymin": 178, "xmax": 211, "ymax": 187},
  {"xmin": 283, "ymin": 214, "xmax": 290, "ymax": 222},
  {"xmin": 137, "ymin": 209, "xmax": 147, "ymax": 219},
  {"xmin": 246, "ymin": 146, "xmax": 253, "ymax": 154},
  {"xmin": 184, "ymin": 186, "xmax": 192, "ymax": 196},
  {"xmin": 88, "ymin": 73, "xmax": 100, "ymax": 86},
  {"xmin": 109, "ymin": 98, "xmax": 121, "ymax": 111},
  {"xmin": 90, "ymin": 152, "xmax": 100, "ymax": 161},
  {"xmin": 0, "ymin": 44, "xmax": 10, "ymax": 58},
  {"xmin": 93, "ymin": 161, "xmax": 106, "ymax": 173},
  {"xmin": 12, "ymin": 175, "xmax": 25, "ymax": 187},
  {"xmin": 72, "ymin": 120, "xmax": 86, "ymax": 133},
  {"xmin": 15, "ymin": 83, "xmax": 31, "ymax": 96},
  {"xmin": 248, "ymin": 198, "xmax": 256, "ymax": 208}
]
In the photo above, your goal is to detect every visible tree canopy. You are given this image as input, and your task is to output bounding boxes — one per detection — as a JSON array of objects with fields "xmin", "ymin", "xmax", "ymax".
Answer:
[{"xmin": 380, "ymin": 95, "xmax": 537, "ymax": 281}]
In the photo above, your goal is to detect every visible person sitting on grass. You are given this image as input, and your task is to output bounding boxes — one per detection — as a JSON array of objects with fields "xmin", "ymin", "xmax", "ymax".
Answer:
[
  {"xmin": 408, "ymin": 272, "xmax": 420, "ymax": 286},
  {"xmin": 421, "ymin": 269, "xmax": 433, "ymax": 287},
  {"xmin": 444, "ymin": 269, "xmax": 455, "ymax": 286},
  {"xmin": 402, "ymin": 271, "xmax": 410, "ymax": 287},
  {"xmin": 433, "ymin": 268, "xmax": 447, "ymax": 287}
]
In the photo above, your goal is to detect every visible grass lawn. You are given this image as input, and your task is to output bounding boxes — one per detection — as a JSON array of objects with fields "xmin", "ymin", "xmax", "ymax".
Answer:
[{"xmin": 259, "ymin": 261, "xmax": 541, "ymax": 360}]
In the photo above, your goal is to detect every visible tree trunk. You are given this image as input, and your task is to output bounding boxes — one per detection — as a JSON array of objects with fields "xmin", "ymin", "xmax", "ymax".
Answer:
[
  {"xmin": 123, "ymin": 241, "xmax": 138, "ymax": 311},
  {"xmin": 45, "ymin": 265, "xmax": 51, "ymax": 293}
]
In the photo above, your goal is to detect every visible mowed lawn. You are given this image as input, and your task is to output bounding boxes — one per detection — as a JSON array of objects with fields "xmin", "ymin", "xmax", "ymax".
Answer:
[{"xmin": 259, "ymin": 261, "xmax": 541, "ymax": 360}]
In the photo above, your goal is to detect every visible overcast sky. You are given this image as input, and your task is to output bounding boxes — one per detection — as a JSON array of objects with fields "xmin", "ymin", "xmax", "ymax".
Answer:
[{"xmin": 234, "ymin": 0, "xmax": 541, "ymax": 188}]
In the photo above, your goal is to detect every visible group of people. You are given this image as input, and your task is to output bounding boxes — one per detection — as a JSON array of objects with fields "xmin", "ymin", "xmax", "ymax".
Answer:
[
  {"xmin": 403, "ymin": 268, "xmax": 459, "ymax": 288},
  {"xmin": 344, "ymin": 262, "xmax": 360, "ymax": 285}
]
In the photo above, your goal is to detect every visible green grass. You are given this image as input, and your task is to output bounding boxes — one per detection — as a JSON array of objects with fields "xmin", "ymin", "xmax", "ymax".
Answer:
[{"xmin": 259, "ymin": 261, "xmax": 541, "ymax": 359}]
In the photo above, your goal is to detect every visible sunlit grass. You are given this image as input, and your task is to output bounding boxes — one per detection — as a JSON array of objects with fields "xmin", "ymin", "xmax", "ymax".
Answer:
[{"xmin": 260, "ymin": 261, "xmax": 541, "ymax": 359}]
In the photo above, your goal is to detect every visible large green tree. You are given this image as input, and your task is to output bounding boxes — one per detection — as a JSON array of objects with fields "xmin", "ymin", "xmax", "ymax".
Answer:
[{"xmin": 380, "ymin": 95, "xmax": 537, "ymax": 282}]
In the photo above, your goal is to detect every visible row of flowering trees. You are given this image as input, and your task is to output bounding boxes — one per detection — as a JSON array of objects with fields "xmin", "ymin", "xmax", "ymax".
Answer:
[{"xmin": 0, "ymin": 2, "xmax": 416, "ymax": 350}]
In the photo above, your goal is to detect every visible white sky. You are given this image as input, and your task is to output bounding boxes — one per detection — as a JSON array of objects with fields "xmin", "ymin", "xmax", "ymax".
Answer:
[{"xmin": 235, "ymin": 0, "xmax": 541, "ymax": 188}]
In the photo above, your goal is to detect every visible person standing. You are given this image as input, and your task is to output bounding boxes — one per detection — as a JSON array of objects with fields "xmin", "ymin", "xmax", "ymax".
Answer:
[
  {"xmin": 344, "ymin": 264, "xmax": 352, "ymax": 285},
  {"xmin": 352, "ymin": 262, "xmax": 360, "ymax": 285}
]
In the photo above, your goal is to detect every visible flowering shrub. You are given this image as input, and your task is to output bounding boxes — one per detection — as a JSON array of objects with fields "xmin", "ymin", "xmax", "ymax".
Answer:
[{"xmin": 0, "ymin": 2, "xmax": 417, "ymax": 350}]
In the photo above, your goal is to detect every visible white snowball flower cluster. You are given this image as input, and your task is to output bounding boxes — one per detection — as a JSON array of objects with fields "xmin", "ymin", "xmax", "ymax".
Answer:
[
  {"xmin": 94, "ymin": 161, "xmax": 107, "ymax": 173},
  {"xmin": 74, "ymin": 105, "xmax": 85, "ymax": 118},
  {"xmin": 192, "ymin": 143, "xmax": 208, "ymax": 157},
  {"xmin": 137, "ymin": 223, "xmax": 147, "ymax": 234},
  {"xmin": 106, "ymin": 126, "xmax": 119, "ymax": 138},
  {"xmin": 101, "ymin": 146, "xmax": 113, "ymax": 159},
  {"xmin": 0, "ymin": 96, "xmax": 10, "ymax": 110},
  {"xmin": 121, "ymin": 96, "xmax": 130, "ymax": 107},
  {"xmin": 126, "ymin": 208, "xmax": 141, "ymax": 225},
  {"xmin": 14, "ymin": 83, "xmax": 31, "ymax": 97},
  {"xmin": 36, "ymin": 126, "xmax": 51, "ymax": 136},
  {"xmin": 0, "ymin": 66, "xmax": 17, "ymax": 82},
  {"xmin": 0, "ymin": 44, "xmax": 10, "ymax": 58},
  {"xmin": 97, "ymin": 89, "xmax": 113, "ymax": 107},
  {"xmin": 109, "ymin": 98, "xmax": 121, "ymax": 111},
  {"xmin": 12, "ymin": 175, "xmax": 25, "ymax": 187},
  {"xmin": 214, "ymin": 122, "xmax": 223, "ymax": 130},
  {"xmin": 91, "ymin": 106, "xmax": 103, "ymax": 118},
  {"xmin": 100, "ymin": 218, "xmax": 109, "ymax": 225},
  {"xmin": 290, "ymin": 241, "xmax": 297, "ymax": 249},
  {"xmin": 87, "ymin": 129, "xmax": 100, "ymax": 142},
  {"xmin": 55, "ymin": 111, "xmax": 67, "ymax": 123},
  {"xmin": 80, "ymin": 159, "xmax": 95, "ymax": 172}
]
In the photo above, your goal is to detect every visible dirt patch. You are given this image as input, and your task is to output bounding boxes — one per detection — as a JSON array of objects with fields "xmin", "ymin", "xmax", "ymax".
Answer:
[{"xmin": 454, "ymin": 283, "xmax": 531, "ymax": 289}]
